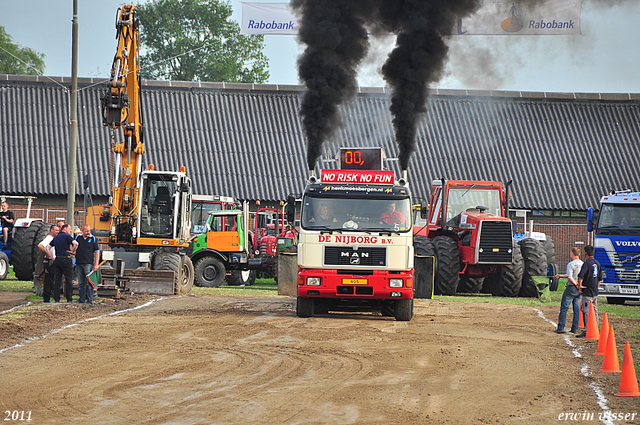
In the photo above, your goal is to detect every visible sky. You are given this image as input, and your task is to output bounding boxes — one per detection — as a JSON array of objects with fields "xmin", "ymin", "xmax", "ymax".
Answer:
[{"xmin": 1, "ymin": 0, "xmax": 639, "ymax": 93}]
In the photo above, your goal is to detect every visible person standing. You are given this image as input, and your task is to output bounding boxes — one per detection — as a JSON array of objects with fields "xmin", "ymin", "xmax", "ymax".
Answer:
[
  {"xmin": 554, "ymin": 247, "xmax": 583, "ymax": 334},
  {"xmin": 74, "ymin": 225, "xmax": 100, "ymax": 305},
  {"xmin": 0, "ymin": 201, "xmax": 15, "ymax": 245},
  {"xmin": 49, "ymin": 224, "xmax": 78, "ymax": 303},
  {"xmin": 575, "ymin": 245, "xmax": 602, "ymax": 338},
  {"xmin": 38, "ymin": 225, "xmax": 59, "ymax": 303}
]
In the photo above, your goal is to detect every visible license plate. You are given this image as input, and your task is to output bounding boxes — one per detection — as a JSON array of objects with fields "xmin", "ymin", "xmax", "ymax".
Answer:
[
  {"xmin": 620, "ymin": 286, "xmax": 639, "ymax": 294},
  {"xmin": 342, "ymin": 278, "xmax": 367, "ymax": 285}
]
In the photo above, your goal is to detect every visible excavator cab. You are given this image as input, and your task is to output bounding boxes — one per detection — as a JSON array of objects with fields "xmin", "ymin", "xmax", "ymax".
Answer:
[{"xmin": 138, "ymin": 171, "xmax": 192, "ymax": 243}]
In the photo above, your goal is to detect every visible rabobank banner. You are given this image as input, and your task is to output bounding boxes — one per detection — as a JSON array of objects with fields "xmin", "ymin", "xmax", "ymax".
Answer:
[
  {"xmin": 241, "ymin": 2, "xmax": 298, "ymax": 35},
  {"xmin": 241, "ymin": 1, "xmax": 582, "ymax": 36},
  {"xmin": 458, "ymin": 0, "xmax": 583, "ymax": 35}
]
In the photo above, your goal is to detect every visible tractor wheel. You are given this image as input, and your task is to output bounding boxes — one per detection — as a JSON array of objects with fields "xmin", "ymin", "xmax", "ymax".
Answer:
[
  {"xmin": 12, "ymin": 221, "xmax": 49, "ymax": 281},
  {"xmin": 394, "ymin": 298, "xmax": 413, "ymax": 321},
  {"xmin": 227, "ymin": 269, "xmax": 256, "ymax": 286},
  {"xmin": 153, "ymin": 252, "xmax": 183, "ymax": 294},
  {"xmin": 542, "ymin": 236, "xmax": 556, "ymax": 265},
  {"xmin": 519, "ymin": 238, "xmax": 547, "ymax": 297},
  {"xmin": 296, "ymin": 296, "xmax": 314, "ymax": 317},
  {"xmin": 32, "ymin": 250, "xmax": 45, "ymax": 296},
  {"xmin": 194, "ymin": 256, "xmax": 226, "ymax": 288},
  {"xmin": 548, "ymin": 263, "xmax": 560, "ymax": 291},
  {"xmin": 483, "ymin": 242, "xmax": 523, "ymax": 297},
  {"xmin": 458, "ymin": 277, "xmax": 484, "ymax": 293},
  {"xmin": 432, "ymin": 236, "xmax": 460, "ymax": 295},
  {"xmin": 0, "ymin": 251, "xmax": 8, "ymax": 280},
  {"xmin": 177, "ymin": 257, "xmax": 194, "ymax": 294}
]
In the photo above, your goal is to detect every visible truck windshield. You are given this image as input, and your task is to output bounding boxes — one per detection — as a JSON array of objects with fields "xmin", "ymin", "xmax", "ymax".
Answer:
[
  {"xmin": 191, "ymin": 202, "xmax": 222, "ymax": 234},
  {"xmin": 301, "ymin": 197, "xmax": 411, "ymax": 232},
  {"xmin": 597, "ymin": 204, "xmax": 640, "ymax": 234}
]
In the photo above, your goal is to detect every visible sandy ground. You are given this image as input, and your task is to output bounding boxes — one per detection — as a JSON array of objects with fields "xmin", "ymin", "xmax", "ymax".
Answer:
[{"xmin": 0, "ymin": 291, "xmax": 639, "ymax": 424}]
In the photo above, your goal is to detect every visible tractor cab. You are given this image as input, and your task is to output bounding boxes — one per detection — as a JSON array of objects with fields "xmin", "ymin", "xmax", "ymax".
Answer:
[{"xmin": 420, "ymin": 180, "xmax": 509, "ymax": 237}]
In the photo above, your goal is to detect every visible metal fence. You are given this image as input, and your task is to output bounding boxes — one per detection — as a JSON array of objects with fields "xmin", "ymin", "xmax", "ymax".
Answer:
[
  {"xmin": 517, "ymin": 222, "xmax": 589, "ymax": 267},
  {"xmin": 10, "ymin": 208, "xmax": 86, "ymax": 228}
]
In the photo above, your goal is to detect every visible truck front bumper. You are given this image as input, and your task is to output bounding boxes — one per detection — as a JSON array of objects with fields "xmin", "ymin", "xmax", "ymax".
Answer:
[
  {"xmin": 297, "ymin": 268, "xmax": 413, "ymax": 299},
  {"xmin": 598, "ymin": 283, "xmax": 640, "ymax": 299}
]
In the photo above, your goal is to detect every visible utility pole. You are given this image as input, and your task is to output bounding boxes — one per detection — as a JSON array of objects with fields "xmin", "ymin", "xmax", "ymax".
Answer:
[{"xmin": 67, "ymin": 0, "xmax": 79, "ymax": 228}]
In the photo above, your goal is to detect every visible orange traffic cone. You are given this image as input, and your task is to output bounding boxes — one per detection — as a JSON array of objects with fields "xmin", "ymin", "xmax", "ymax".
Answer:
[
  {"xmin": 584, "ymin": 302, "xmax": 599, "ymax": 340},
  {"xmin": 594, "ymin": 312, "xmax": 609, "ymax": 356},
  {"xmin": 599, "ymin": 325, "xmax": 620, "ymax": 373},
  {"xmin": 615, "ymin": 342, "xmax": 640, "ymax": 397},
  {"xmin": 578, "ymin": 299, "xmax": 584, "ymax": 329}
]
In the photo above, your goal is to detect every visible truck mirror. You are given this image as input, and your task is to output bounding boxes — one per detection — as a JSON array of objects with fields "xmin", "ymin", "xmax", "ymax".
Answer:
[
  {"xmin": 285, "ymin": 195, "xmax": 295, "ymax": 223},
  {"xmin": 420, "ymin": 204, "xmax": 428, "ymax": 219},
  {"xmin": 587, "ymin": 207, "xmax": 594, "ymax": 232}
]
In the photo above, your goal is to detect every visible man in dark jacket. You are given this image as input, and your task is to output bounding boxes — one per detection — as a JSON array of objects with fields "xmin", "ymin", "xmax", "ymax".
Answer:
[
  {"xmin": 49, "ymin": 224, "xmax": 78, "ymax": 303},
  {"xmin": 74, "ymin": 225, "xmax": 100, "ymax": 304},
  {"xmin": 575, "ymin": 245, "xmax": 602, "ymax": 338}
]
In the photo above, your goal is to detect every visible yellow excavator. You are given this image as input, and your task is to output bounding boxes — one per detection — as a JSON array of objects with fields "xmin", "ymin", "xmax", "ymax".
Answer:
[{"xmin": 87, "ymin": 4, "xmax": 194, "ymax": 294}]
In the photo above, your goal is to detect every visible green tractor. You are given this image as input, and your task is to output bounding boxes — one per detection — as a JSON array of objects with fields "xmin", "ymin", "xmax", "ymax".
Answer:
[{"xmin": 190, "ymin": 203, "xmax": 262, "ymax": 288}]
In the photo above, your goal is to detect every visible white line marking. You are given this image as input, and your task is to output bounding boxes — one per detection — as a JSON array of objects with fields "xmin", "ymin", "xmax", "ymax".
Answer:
[
  {"xmin": 0, "ymin": 297, "xmax": 167, "ymax": 355},
  {"xmin": 0, "ymin": 302, "xmax": 32, "ymax": 315},
  {"xmin": 534, "ymin": 308, "xmax": 611, "ymax": 424}
]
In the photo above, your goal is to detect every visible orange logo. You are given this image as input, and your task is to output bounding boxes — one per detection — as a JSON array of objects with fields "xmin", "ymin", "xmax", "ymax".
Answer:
[{"xmin": 501, "ymin": 2, "xmax": 523, "ymax": 32}]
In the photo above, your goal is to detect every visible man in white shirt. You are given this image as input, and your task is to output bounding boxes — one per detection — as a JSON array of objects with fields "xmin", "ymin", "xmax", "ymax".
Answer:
[{"xmin": 554, "ymin": 247, "xmax": 583, "ymax": 334}]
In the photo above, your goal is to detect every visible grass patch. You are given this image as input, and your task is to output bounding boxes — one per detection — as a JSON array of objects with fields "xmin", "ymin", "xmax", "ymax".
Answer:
[
  {"xmin": 0, "ymin": 268, "xmax": 33, "ymax": 292},
  {"xmin": 431, "ymin": 279, "xmax": 640, "ymax": 319},
  {"xmin": 191, "ymin": 278, "xmax": 281, "ymax": 297}
]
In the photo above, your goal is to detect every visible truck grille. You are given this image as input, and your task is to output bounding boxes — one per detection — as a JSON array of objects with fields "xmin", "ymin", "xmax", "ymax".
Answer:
[
  {"xmin": 324, "ymin": 246, "xmax": 387, "ymax": 267},
  {"xmin": 611, "ymin": 252, "xmax": 640, "ymax": 268},
  {"xmin": 615, "ymin": 268, "xmax": 640, "ymax": 282},
  {"xmin": 477, "ymin": 221, "xmax": 513, "ymax": 264}
]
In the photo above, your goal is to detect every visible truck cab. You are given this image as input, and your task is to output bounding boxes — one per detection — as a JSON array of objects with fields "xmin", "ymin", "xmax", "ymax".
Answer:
[
  {"xmin": 588, "ymin": 191, "xmax": 640, "ymax": 304},
  {"xmin": 295, "ymin": 148, "xmax": 414, "ymax": 321}
]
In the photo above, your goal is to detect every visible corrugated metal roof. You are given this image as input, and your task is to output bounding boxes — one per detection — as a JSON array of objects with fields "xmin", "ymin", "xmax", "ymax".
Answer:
[{"xmin": 1, "ymin": 75, "xmax": 639, "ymax": 210}]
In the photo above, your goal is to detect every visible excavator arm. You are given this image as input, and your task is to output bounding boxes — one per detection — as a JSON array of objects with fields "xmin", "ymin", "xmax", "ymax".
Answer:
[{"xmin": 100, "ymin": 4, "xmax": 144, "ymax": 243}]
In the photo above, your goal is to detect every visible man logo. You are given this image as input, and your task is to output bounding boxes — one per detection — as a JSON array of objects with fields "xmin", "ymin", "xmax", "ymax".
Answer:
[{"xmin": 340, "ymin": 249, "xmax": 369, "ymax": 265}]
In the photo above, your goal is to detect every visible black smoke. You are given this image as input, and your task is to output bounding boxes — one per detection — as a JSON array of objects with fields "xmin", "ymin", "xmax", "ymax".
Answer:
[{"xmin": 292, "ymin": 0, "xmax": 481, "ymax": 171}]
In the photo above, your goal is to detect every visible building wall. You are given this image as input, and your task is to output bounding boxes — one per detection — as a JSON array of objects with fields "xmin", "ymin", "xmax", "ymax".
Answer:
[{"xmin": 515, "ymin": 219, "xmax": 590, "ymax": 268}]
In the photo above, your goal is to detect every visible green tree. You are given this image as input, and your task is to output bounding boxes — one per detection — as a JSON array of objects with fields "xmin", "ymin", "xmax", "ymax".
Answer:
[
  {"xmin": 0, "ymin": 26, "xmax": 45, "ymax": 75},
  {"xmin": 137, "ymin": 0, "xmax": 269, "ymax": 83}
]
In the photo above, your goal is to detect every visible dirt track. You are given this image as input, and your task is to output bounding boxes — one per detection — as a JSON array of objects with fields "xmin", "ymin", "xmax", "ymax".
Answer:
[{"xmin": 0, "ymin": 292, "xmax": 638, "ymax": 424}]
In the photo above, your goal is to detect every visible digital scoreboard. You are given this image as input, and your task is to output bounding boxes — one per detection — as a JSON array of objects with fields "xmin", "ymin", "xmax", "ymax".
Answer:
[{"xmin": 339, "ymin": 147, "xmax": 383, "ymax": 170}]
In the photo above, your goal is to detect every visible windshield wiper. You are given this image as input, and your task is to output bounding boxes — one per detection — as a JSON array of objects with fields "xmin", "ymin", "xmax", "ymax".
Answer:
[{"xmin": 461, "ymin": 184, "xmax": 476, "ymax": 198}]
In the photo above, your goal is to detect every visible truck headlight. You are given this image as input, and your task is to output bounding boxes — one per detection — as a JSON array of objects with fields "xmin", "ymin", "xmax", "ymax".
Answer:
[
  {"xmin": 389, "ymin": 278, "xmax": 403, "ymax": 288},
  {"xmin": 307, "ymin": 277, "xmax": 321, "ymax": 286}
]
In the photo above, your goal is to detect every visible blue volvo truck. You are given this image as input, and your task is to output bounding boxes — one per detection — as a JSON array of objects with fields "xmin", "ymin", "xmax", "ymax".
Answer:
[{"xmin": 588, "ymin": 191, "xmax": 640, "ymax": 305}]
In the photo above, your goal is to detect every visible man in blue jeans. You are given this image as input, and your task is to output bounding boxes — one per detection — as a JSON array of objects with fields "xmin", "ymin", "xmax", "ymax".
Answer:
[
  {"xmin": 74, "ymin": 225, "xmax": 100, "ymax": 304},
  {"xmin": 575, "ymin": 245, "xmax": 602, "ymax": 338},
  {"xmin": 554, "ymin": 247, "xmax": 583, "ymax": 334}
]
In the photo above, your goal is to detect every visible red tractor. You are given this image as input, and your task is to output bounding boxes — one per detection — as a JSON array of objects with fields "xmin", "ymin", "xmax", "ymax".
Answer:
[
  {"xmin": 253, "ymin": 206, "xmax": 296, "ymax": 280},
  {"xmin": 414, "ymin": 179, "xmax": 547, "ymax": 297}
]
